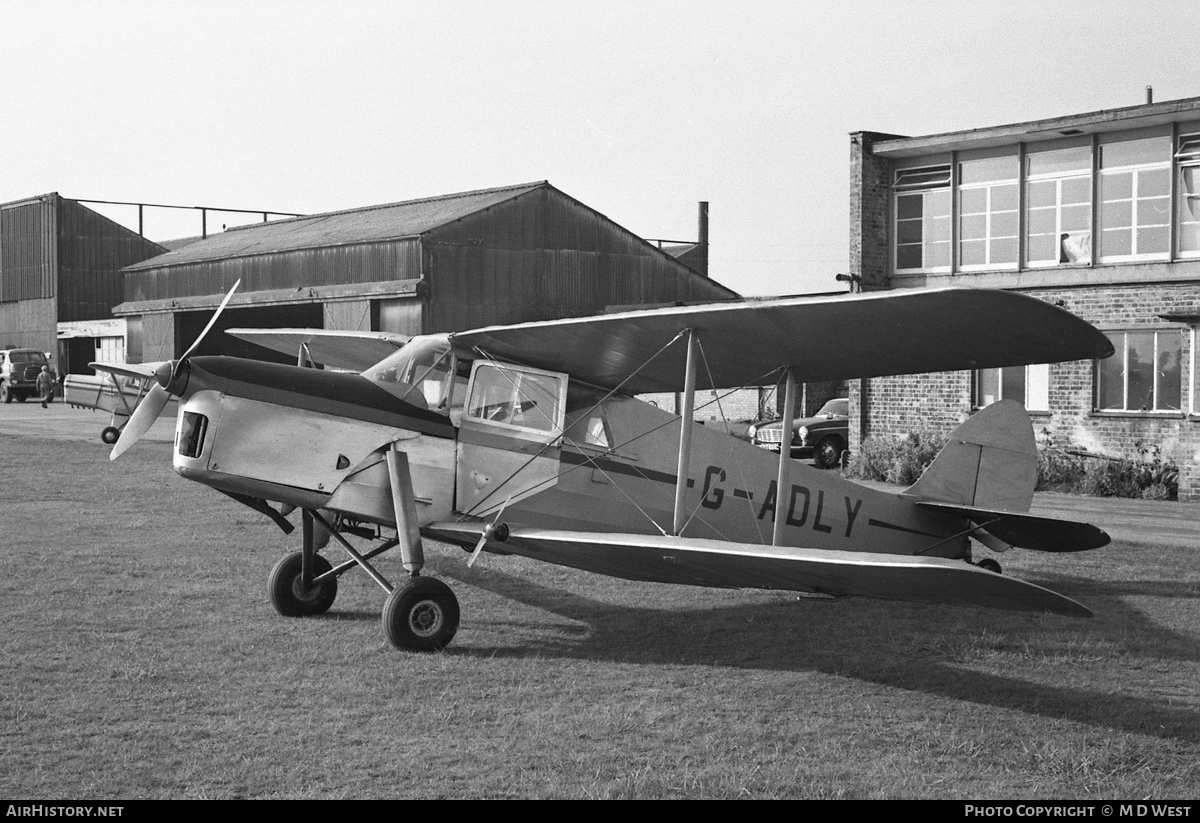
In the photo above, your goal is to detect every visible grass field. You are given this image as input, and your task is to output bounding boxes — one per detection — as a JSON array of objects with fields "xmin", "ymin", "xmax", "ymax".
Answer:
[{"xmin": 1, "ymin": 434, "xmax": 1198, "ymax": 799}]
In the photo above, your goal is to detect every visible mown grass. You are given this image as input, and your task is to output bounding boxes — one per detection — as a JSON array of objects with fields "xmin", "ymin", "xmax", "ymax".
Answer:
[{"xmin": 1, "ymin": 435, "xmax": 1198, "ymax": 799}]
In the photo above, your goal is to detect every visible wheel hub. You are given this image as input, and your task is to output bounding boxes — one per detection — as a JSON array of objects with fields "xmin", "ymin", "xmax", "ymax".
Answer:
[
  {"xmin": 409, "ymin": 600, "xmax": 444, "ymax": 637},
  {"xmin": 291, "ymin": 577, "xmax": 326, "ymax": 604}
]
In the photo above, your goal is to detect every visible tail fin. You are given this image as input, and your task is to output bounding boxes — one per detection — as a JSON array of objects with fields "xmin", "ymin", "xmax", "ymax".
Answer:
[
  {"xmin": 902, "ymin": 400, "xmax": 1109, "ymax": 552},
  {"xmin": 902, "ymin": 399, "xmax": 1037, "ymax": 512}
]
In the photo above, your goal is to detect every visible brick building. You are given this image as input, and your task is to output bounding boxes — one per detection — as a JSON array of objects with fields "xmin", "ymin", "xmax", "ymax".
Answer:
[{"xmin": 848, "ymin": 95, "xmax": 1200, "ymax": 499}]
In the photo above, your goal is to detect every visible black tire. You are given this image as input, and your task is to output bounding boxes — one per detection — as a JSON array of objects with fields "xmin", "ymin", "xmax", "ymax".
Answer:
[
  {"xmin": 0, "ymin": 383, "xmax": 9, "ymax": 404},
  {"xmin": 269, "ymin": 552, "xmax": 337, "ymax": 617},
  {"xmin": 101, "ymin": 426, "xmax": 121, "ymax": 445},
  {"xmin": 977, "ymin": 558, "xmax": 1002, "ymax": 574},
  {"xmin": 15, "ymin": 393, "xmax": 26, "ymax": 403},
  {"xmin": 382, "ymin": 577, "xmax": 459, "ymax": 652},
  {"xmin": 813, "ymin": 435, "xmax": 844, "ymax": 469}
]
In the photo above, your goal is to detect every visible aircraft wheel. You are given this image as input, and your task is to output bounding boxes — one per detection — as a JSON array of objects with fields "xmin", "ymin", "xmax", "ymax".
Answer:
[
  {"xmin": 101, "ymin": 426, "xmax": 121, "ymax": 445},
  {"xmin": 269, "ymin": 552, "xmax": 338, "ymax": 617},
  {"xmin": 977, "ymin": 558, "xmax": 1002, "ymax": 574},
  {"xmin": 813, "ymin": 435, "xmax": 844, "ymax": 469},
  {"xmin": 382, "ymin": 577, "xmax": 459, "ymax": 652}
]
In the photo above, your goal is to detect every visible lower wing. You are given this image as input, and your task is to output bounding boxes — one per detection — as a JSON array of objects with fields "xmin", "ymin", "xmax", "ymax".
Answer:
[{"xmin": 424, "ymin": 523, "xmax": 1092, "ymax": 618}]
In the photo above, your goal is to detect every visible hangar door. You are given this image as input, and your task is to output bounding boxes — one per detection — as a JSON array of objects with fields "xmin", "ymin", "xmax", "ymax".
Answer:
[
  {"xmin": 176, "ymin": 303, "xmax": 324, "ymax": 364},
  {"xmin": 376, "ymin": 297, "xmax": 423, "ymax": 337}
]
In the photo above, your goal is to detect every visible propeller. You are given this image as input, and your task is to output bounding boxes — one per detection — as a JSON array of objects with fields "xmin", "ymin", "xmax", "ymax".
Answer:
[
  {"xmin": 110, "ymin": 280, "xmax": 240, "ymax": 460},
  {"xmin": 467, "ymin": 496, "xmax": 512, "ymax": 568}
]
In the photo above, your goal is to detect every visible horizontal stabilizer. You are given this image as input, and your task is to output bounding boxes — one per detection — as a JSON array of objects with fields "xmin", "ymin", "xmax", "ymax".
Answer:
[
  {"xmin": 914, "ymin": 502, "xmax": 1110, "ymax": 552},
  {"xmin": 425, "ymin": 523, "xmax": 1093, "ymax": 618}
]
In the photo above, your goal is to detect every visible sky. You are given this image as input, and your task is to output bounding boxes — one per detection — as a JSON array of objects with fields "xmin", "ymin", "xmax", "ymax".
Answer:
[{"xmin": 3, "ymin": 0, "xmax": 1199, "ymax": 297}]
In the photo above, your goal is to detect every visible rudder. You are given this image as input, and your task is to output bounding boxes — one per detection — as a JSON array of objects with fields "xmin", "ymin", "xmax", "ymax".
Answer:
[{"xmin": 901, "ymin": 399, "xmax": 1037, "ymax": 512}]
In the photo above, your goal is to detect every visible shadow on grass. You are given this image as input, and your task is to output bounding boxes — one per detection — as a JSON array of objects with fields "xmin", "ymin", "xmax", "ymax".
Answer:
[{"xmin": 432, "ymin": 556, "xmax": 1200, "ymax": 744}]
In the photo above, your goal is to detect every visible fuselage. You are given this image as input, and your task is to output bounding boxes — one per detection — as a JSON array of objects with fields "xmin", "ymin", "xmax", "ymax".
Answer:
[{"xmin": 166, "ymin": 348, "xmax": 969, "ymax": 561}]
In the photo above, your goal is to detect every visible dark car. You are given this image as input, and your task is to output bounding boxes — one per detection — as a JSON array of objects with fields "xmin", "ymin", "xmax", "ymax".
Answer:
[{"xmin": 748, "ymin": 397, "xmax": 848, "ymax": 468}]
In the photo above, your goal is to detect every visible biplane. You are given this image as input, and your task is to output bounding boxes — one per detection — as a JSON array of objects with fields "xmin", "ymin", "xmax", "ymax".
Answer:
[
  {"xmin": 64, "ymin": 362, "xmax": 172, "ymax": 444},
  {"xmin": 109, "ymin": 284, "xmax": 1114, "ymax": 651}
]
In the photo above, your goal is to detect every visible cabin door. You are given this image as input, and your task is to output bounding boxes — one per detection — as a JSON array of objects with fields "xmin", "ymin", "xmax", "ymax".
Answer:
[{"xmin": 455, "ymin": 361, "xmax": 567, "ymax": 517}]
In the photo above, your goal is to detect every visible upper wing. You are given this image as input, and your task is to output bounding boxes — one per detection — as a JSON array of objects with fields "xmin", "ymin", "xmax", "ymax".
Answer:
[
  {"xmin": 225, "ymin": 328, "xmax": 409, "ymax": 372},
  {"xmin": 450, "ymin": 288, "xmax": 1114, "ymax": 393},
  {"xmin": 424, "ymin": 523, "xmax": 1092, "ymax": 618}
]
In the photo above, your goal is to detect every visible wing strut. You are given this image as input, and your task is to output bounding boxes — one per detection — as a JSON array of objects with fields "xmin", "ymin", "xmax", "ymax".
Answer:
[
  {"xmin": 771, "ymin": 369, "xmax": 797, "ymax": 546},
  {"xmin": 672, "ymin": 330, "xmax": 698, "ymax": 536}
]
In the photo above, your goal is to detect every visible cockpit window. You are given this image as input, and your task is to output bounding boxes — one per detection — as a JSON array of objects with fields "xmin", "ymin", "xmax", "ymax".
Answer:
[
  {"xmin": 465, "ymin": 363, "xmax": 565, "ymax": 434},
  {"xmin": 362, "ymin": 335, "xmax": 465, "ymax": 414}
]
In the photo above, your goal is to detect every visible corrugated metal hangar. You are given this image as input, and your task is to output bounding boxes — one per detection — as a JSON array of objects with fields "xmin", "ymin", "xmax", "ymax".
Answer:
[
  {"xmin": 116, "ymin": 181, "xmax": 738, "ymax": 364},
  {"xmin": 0, "ymin": 193, "xmax": 165, "ymax": 373}
]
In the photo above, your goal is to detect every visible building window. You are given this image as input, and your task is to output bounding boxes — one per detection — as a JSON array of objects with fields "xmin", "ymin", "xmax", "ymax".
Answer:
[
  {"xmin": 1178, "ymin": 133, "xmax": 1200, "ymax": 257},
  {"xmin": 1025, "ymin": 144, "xmax": 1092, "ymax": 267},
  {"xmin": 1192, "ymin": 328, "xmax": 1200, "ymax": 416},
  {"xmin": 1099, "ymin": 134, "xmax": 1171, "ymax": 261},
  {"xmin": 894, "ymin": 166, "xmax": 951, "ymax": 272},
  {"xmin": 976, "ymin": 363, "xmax": 1049, "ymax": 411},
  {"xmin": 1096, "ymin": 330, "xmax": 1182, "ymax": 412},
  {"xmin": 958, "ymin": 155, "xmax": 1018, "ymax": 269}
]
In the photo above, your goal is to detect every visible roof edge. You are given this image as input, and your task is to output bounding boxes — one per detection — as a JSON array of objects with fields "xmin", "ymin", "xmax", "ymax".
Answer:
[{"xmin": 873, "ymin": 95, "xmax": 1200, "ymax": 157}]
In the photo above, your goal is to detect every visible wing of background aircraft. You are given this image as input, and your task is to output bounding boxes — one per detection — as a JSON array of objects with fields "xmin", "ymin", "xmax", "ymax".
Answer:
[
  {"xmin": 450, "ymin": 288, "xmax": 1114, "ymax": 393},
  {"xmin": 424, "ymin": 523, "xmax": 1093, "ymax": 618},
  {"xmin": 225, "ymin": 328, "xmax": 408, "ymax": 372},
  {"xmin": 89, "ymin": 361, "xmax": 162, "ymax": 381}
]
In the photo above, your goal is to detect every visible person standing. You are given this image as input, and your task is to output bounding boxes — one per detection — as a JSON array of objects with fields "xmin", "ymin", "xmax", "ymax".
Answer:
[{"xmin": 36, "ymin": 365, "xmax": 54, "ymax": 408}]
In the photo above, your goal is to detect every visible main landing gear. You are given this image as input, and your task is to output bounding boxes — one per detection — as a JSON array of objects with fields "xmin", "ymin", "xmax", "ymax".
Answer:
[{"xmin": 268, "ymin": 508, "xmax": 460, "ymax": 652}]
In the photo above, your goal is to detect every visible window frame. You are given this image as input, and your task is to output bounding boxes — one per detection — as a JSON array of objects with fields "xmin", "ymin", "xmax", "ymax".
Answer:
[
  {"xmin": 1177, "ymin": 132, "xmax": 1200, "ymax": 259},
  {"xmin": 974, "ymin": 363, "xmax": 1050, "ymax": 412},
  {"xmin": 1098, "ymin": 167, "xmax": 1171, "ymax": 263},
  {"xmin": 463, "ymin": 361, "xmax": 568, "ymax": 438},
  {"xmin": 1095, "ymin": 329, "xmax": 1184, "ymax": 414},
  {"xmin": 1191, "ymin": 327, "xmax": 1200, "ymax": 416},
  {"xmin": 893, "ymin": 164, "xmax": 952, "ymax": 274},
  {"xmin": 1024, "ymin": 144, "xmax": 1093, "ymax": 268}
]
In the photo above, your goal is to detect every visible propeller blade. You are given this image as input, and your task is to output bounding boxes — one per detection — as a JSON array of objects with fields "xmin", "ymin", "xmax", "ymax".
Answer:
[
  {"xmin": 468, "ymin": 496, "xmax": 512, "ymax": 568},
  {"xmin": 174, "ymin": 279, "xmax": 240, "ymax": 378},
  {"xmin": 109, "ymin": 383, "xmax": 170, "ymax": 460}
]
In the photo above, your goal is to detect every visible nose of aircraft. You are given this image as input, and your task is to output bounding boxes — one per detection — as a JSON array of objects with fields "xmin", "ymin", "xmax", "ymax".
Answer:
[
  {"xmin": 111, "ymin": 279, "xmax": 240, "ymax": 461},
  {"xmin": 155, "ymin": 360, "xmax": 177, "ymax": 390}
]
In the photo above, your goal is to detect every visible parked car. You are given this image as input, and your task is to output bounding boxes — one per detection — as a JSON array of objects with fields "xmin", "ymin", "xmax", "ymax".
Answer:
[
  {"xmin": 747, "ymin": 397, "xmax": 848, "ymax": 468},
  {"xmin": 0, "ymin": 348, "xmax": 51, "ymax": 404}
]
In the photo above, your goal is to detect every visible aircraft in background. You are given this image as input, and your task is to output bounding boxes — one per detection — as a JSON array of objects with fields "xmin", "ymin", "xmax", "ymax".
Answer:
[
  {"xmin": 65, "ymin": 328, "xmax": 410, "ymax": 444},
  {"xmin": 64, "ymin": 361, "xmax": 171, "ymax": 445},
  {"xmin": 108, "ymin": 283, "xmax": 1113, "ymax": 651}
]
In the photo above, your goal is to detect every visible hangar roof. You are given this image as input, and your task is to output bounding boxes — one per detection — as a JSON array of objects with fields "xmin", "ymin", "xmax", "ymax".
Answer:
[{"xmin": 124, "ymin": 182, "xmax": 548, "ymax": 271}]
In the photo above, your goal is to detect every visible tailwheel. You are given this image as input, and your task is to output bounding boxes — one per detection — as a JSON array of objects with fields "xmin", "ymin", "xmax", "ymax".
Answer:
[
  {"xmin": 977, "ymin": 558, "xmax": 1002, "ymax": 574},
  {"xmin": 382, "ymin": 577, "xmax": 459, "ymax": 652},
  {"xmin": 269, "ymin": 552, "xmax": 338, "ymax": 617},
  {"xmin": 101, "ymin": 426, "xmax": 121, "ymax": 445}
]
